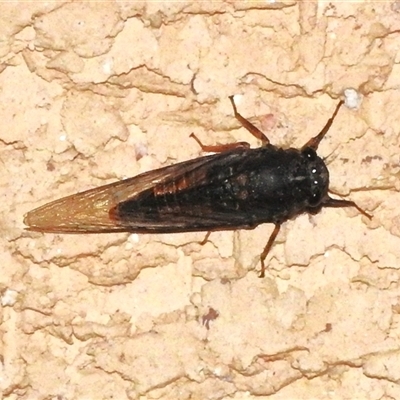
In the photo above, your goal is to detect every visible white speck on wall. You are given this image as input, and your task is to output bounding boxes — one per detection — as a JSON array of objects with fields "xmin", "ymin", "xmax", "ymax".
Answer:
[
  {"xmin": 59, "ymin": 134, "xmax": 66, "ymax": 141},
  {"xmin": 2, "ymin": 289, "xmax": 18, "ymax": 306},
  {"xmin": 232, "ymin": 94, "xmax": 243, "ymax": 105},
  {"xmin": 129, "ymin": 234, "xmax": 140, "ymax": 243},
  {"xmin": 135, "ymin": 142, "xmax": 148, "ymax": 159},
  {"xmin": 102, "ymin": 58, "xmax": 113, "ymax": 75},
  {"xmin": 344, "ymin": 88, "xmax": 362, "ymax": 109}
]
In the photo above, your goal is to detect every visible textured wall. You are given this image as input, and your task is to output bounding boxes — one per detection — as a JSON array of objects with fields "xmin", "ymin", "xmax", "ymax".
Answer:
[{"xmin": 1, "ymin": 2, "xmax": 399, "ymax": 399}]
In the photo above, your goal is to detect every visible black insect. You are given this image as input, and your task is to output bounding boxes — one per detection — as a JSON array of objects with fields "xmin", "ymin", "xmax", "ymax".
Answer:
[{"xmin": 24, "ymin": 96, "xmax": 371, "ymax": 276}]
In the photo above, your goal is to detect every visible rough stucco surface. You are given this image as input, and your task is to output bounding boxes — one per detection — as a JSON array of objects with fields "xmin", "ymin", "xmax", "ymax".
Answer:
[{"xmin": 2, "ymin": 1, "xmax": 400, "ymax": 399}]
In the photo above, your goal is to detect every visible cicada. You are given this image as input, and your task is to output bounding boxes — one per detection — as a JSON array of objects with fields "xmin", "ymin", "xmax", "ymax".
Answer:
[{"xmin": 24, "ymin": 96, "xmax": 371, "ymax": 276}]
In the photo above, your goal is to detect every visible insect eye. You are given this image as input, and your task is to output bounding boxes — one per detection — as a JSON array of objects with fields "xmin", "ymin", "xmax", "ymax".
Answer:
[
  {"xmin": 308, "ymin": 170, "xmax": 328, "ymax": 208},
  {"xmin": 303, "ymin": 148, "xmax": 329, "ymax": 208},
  {"xmin": 303, "ymin": 148, "xmax": 317, "ymax": 160}
]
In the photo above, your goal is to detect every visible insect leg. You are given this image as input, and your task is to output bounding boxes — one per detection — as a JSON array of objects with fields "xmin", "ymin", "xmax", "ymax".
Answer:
[
  {"xmin": 199, "ymin": 231, "xmax": 211, "ymax": 245},
  {"xmin": 322, "ymin": 197, "xmax": 372, "ymax": 219},
  {"xmin": 189, "ymin": 133, "xmax": 250, "ymax": 152},
  {"xmin": 259, "ymin": 223, "xmax": 281, "ymax": 278},
  {"xmin": 302, "ymin": 100, "xmax": 344, "ymax": 151},
  {"xmin": 229, "ymin": 96, "xmax": 270, "ymax": 145}
]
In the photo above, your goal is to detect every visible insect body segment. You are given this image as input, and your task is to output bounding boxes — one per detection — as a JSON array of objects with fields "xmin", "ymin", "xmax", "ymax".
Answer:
[
  {"xmin": 24, "ymin": 96, "xmax": 371, "ymax": 277},
  {"xmin": 112, "ymin": 146, "xmax": 329, "ymax": 232}
]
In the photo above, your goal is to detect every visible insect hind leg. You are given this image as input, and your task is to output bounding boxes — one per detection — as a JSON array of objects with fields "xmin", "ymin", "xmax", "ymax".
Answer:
[
  {"xmin": 189, "ymin": 133, "xmax": 250, "ymax": 153},
  {"xmin": 259, "ymin": 223, "xmax": 281, "ymax": 278}
]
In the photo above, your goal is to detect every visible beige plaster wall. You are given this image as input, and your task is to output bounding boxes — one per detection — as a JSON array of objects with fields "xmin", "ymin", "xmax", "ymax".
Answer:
[{"xmin": 1, "ymin": 1, "xmax": 399, "ymax": 399}]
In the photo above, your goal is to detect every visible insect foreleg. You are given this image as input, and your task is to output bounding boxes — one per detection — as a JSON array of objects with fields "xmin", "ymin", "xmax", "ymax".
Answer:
[
  {"xmin": 302, "ymin": 100, "xmax": 344, "ymax": 151},
  {"xmin": 322, "ymin": 197, "xmax": 372, "ymax": 219}
]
